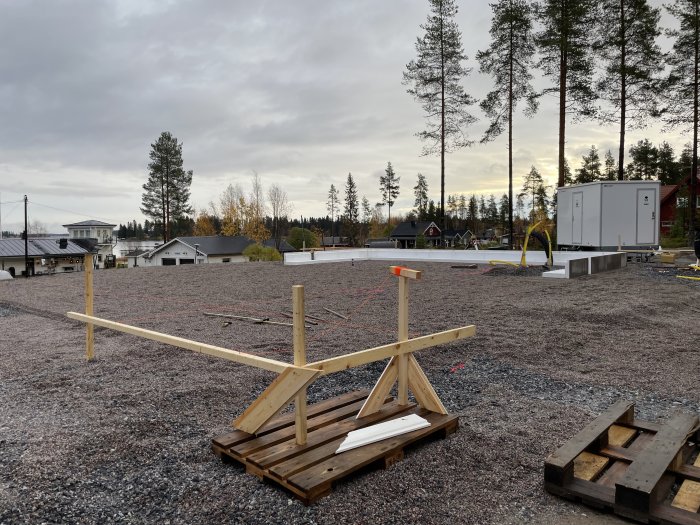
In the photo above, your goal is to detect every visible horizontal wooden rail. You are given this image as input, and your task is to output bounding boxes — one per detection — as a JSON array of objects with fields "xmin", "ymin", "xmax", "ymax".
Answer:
[
  {"xmin": 67, "ymin": 312, "xmax": 290, "ymax": 373},
  {"xmin": 307, "ymin": 325, "xmax": 475, "ymax": 376},
  {"xmin": 67, "ymin": 314, "xmax": 474, "ymax": 377}
]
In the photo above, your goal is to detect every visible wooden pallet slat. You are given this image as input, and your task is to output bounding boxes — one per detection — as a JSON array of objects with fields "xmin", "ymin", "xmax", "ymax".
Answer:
[
  {"xmin": 545, "ymin": 400, "xmax": 634, "ymax": 487},
  {"xmin": 213, "ymin": 390, "xmax": 459, "ymax": 504},
  {"xmin": 287, "ymin": 409, "xmax": 458, "ymax": 497},
  {"xmin": 615, "ymin": 412, "xmax": 699, "ymax": 520}
]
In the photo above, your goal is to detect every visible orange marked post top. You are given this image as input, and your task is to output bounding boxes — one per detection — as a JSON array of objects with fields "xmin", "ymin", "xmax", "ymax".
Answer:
[{"xmin": 389, "ymin": 266, "xmax": 422, "ymax": 280}]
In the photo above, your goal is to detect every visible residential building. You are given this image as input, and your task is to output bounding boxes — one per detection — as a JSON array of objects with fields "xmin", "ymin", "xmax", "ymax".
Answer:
[
  {"xmin": 660, "ymin": 173, "xmax": 700, "ymax": 235},
  {"xmin": 63, "ymin": 220, "xmax": 117, "ymax": 268},
  {"xmin": 142, "ymin": 236, "xmax": 295, "ymax": 266},
  {"xmin": 0, "ymin": 238, "xmax": 91, "ymax": 277},
  {"xmin": 389, "ymin": 221, "xmax": 442, "ymax": 248}
]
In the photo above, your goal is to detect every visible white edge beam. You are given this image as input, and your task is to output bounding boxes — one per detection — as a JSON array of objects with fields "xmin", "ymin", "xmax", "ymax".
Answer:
[
  {"xmin": 66, "ymin": 312, "xmax": 290, "ymax": 373},
  {"xmin": 307, "ymin": 325, "xmax": 475, "ymax": 376}
]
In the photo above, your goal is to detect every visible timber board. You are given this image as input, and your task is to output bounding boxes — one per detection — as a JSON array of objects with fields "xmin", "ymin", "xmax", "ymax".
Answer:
[{"xmin": 213, "ymin": 390, "xmax": 458, "ymax": 505}]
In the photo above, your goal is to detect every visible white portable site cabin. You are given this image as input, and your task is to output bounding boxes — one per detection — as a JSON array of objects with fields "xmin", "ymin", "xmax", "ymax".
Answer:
[{"xmin": 557, "ymin": 181, "xmax": 660, "ymax": 250}]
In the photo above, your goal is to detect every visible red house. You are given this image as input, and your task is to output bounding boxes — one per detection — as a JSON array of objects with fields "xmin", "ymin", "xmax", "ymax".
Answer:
[{"xmin": 660, "ymin": 172, "xmax": 699, "ymax": 235}]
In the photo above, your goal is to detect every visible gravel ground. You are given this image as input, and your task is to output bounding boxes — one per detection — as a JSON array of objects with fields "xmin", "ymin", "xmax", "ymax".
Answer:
[{"xmin": 1, "ymin": 257, "xmax": 699, "ymax": 525}]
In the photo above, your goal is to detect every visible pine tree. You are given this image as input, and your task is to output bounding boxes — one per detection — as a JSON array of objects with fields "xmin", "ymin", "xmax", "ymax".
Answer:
[
  {"xmin": 477, "ymin": 0, "xmax": 538, "ymax": 247},
  {"xmin": 603, "ymin": 149, "xmax": 618, "ymax": 180},
  {"xmin": 327, "ymin": 184, "xmax": 340, "ymax": 242},
  {"xmin": 379, "ymin": 162, "xmax": 400, "ymax": 224},
  {"xmin": 626, "ymin": 139, "xmax": 659, "ymax": 180},
  {"xmin": 520, "ymin": 166, "xmax": 545, "ymax": 220},
  {"xmin": 575, "ymin": 145, "xmax": 602, "ymax": 184},
  {"xmin": 663, "ymin": 0, "xmax": 699, "ymax": 238},
  {"xmin": 141, "ymin": 131, "xmax": 193, "ymax": 242},
  {"xmin": 596, "ymin": 0, "xmax": 663, "ymax": 180},
  {"xmin": 536, "ymin": 0, "xmax": 598, "ymax": 188},
  {"xmin": 343, "ymin": 173, "xmax": 359, "ymax": 222},
  {"xmin": 657, "ymin": 142, "xmax": 681, "ymax": 185},
  {"xmin": 403, "ymin": 0, "xmax": 477, "ymax": 243},
  {"xmin": 413, "ymin": 173, "xmax": 429, "ymax": 219},
  {"xmin": 343, "ymin": 173, "xmax": 359, "ymax": 246}
]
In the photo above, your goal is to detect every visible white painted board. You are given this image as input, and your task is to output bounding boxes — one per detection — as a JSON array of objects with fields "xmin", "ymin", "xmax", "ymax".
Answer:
[{"xmin": 335, "ymin": 414, "xmax": 431, "ymax": 454}]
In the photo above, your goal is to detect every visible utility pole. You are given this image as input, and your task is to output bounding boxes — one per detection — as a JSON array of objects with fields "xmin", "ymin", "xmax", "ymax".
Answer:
[{"xmin": 24, "ymin": 195, "xmax": 29, "ymax": 278}]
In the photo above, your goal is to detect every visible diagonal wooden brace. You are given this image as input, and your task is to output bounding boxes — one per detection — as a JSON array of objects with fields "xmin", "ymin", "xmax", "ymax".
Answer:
[
  {"xmin": 356, "ymin": 354, "xmax": 447, "ymax": 418},
  {"xmin": 356, "ymin": 357, "xmax": 399, "ymax": 418},
  {"xmin": 234, "ymin": 365, "xmax": 320, "ymax": 434}
]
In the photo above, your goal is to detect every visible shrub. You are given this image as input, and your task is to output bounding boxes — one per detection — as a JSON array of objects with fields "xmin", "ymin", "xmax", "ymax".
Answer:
[{"xmin": 243, "ymin": 244, "xmax": 282, "ymax": 262}]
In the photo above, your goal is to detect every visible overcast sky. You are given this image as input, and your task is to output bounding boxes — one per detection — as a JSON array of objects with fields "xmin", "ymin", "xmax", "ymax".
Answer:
[{"xmin": 0, "ymin": 0, "xmax": 687, "ymax": 234}]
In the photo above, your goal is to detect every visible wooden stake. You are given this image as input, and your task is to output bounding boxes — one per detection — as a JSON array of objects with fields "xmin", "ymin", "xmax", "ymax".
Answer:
[
  {"xmin": 397, "ymin": 275, "xmax": 409, "ymax": 405},
  {"xmin": 85, "ymin": 254, "xmax": 94, "ymax": 361},
  {"xmin": 293, "ymin": 285, "xmax": 308, "ymax": 445}
]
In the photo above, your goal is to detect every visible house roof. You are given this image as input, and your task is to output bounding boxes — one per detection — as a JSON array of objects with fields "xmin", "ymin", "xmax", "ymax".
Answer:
[
  {"xmin": 63, "ymin": 220, "xmax": 116, "ymax": 228},
  {"xmin": 147, "ymin": 236, "xmax": 296, "ymax": 257},
  {"xmin": 0, "ymin": 238, "xmax": 90, "ymax": 258},
  {"xmin": 390, "ymin": 221, "xmax": 441, "ymax": 238},
  {"xmin": 442, "ymin": 229, "xmax": 471, "ymax": 239},
  {"xmin": 661, "ymin": 172, "xmax": 700, "ymax": 204}
]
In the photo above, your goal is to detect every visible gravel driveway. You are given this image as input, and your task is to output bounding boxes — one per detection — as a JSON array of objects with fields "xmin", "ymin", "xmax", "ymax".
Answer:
[{"xmin": 1, "ymin": 258, "xmax": 698, "ymax": 524}]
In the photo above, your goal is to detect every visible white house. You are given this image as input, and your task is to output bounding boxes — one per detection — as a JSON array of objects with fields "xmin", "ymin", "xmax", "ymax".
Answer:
[
  {"xmin": 63, "ymin": 220, "xmax": 116, "ymax": 268},
  {"xmin": 142, "ymin": 236, "xmax": 295, "ymax": 266}
]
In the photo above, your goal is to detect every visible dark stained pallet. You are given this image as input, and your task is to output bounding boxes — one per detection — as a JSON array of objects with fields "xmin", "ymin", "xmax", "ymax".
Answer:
[
  {"xmin": 545, "ymin": 400, "xmax": 700, "ymax": 525},
  {"xmin": 212, "ymin": 390, "xmax": 459, "ymax": 504}
]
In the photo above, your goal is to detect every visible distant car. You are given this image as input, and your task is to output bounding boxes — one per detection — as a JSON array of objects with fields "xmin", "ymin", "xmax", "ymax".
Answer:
[{"xmin": 0, "ymin": 270, "xmax": 13, "ymax": 280}]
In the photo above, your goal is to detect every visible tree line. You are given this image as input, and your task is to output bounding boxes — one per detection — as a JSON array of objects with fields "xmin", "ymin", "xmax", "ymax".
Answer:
[
  {"xmin": 139, "ymin": 0, "xmax": 699, "ymax": 247},
  {"xmin": 401, "ymin": 0, "xmax": 699, "ymax": 244}
]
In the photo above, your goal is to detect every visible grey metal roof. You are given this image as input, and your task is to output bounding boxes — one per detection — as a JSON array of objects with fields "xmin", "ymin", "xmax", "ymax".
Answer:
[
  {"xmin": 0, "ymin": 238, "xmax": 90, "ymax": 257},
  {"xmin": 147, "ymin": 236, "xmax": 297, "ymax": 257},
  {"xmin": 63, "ymin": 220, "xmax": 116, "ymax": 227}
]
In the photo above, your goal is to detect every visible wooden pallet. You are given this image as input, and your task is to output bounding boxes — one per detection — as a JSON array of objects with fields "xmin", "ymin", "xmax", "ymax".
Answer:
[
  {"xmin": 545, "ymin": 401, "xmax": 700, "ymax": 525},
  {"xmin": 212, "ymin": 390, "xmax": 459, "ymax": 504}
]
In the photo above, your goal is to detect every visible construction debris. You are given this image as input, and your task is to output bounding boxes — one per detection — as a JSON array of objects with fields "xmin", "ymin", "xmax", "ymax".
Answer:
[
  {"xmin": 203, "ymin": 312, "xmax": 311, "ymax": 328},
  {"xmin": 323, "ymin": 307, "xmax": 348, "ymax": 320}
]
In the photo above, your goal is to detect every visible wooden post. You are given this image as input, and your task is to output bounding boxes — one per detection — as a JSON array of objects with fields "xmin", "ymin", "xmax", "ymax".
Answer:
[
  {"xmin": 397, "ymin": 275, "xmax": 409, "ymax": 405},
  {"xmin": 85, "ymin": 254, "xmax": 94, "ymax": 361},
  {"xmin": 293, "ymin": 285, "xmax": 308, "ymax": 445}
]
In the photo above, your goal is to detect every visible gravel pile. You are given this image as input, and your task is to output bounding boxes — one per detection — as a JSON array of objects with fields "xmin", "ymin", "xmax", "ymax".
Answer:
[{"xmin": 1, "ymin": 260, "xmax": 699, "ymax": 524}]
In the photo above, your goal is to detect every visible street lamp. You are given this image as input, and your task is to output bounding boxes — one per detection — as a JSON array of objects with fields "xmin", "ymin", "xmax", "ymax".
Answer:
[{"xmin": 194, "ymin": 244, "xmax": 199, "ymax": 264}]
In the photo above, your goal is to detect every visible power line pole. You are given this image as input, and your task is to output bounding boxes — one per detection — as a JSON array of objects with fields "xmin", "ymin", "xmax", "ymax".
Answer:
[{"xmin": 24, "ymin": 195, "xmax": 29, "ymax": 278}]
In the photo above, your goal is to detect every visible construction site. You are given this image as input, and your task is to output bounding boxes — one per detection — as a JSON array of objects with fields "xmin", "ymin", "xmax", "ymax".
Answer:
[{"xmin": 1, "ymin": 255, "xmax": 699, "ymax": 524}]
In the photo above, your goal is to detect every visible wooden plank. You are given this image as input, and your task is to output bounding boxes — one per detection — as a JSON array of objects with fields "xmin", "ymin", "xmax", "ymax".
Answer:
[
  {"xmin": 609, "ymin": 425, "xmax": 637, "ymax": 447},
  {"xmin": 545, "ymin": 400, "xmax": 634, "ymax": 487},
  {"xmin": 230, "ymin": 397, "xmax": 374, "ymax": 458},
  {"xmin": 389, "ymin": 266, "xmax": 422, "ymax": 280},
  {"xmin": 322, "ymin": 307, "xmax": 348, "ymax": 320},
  {"xmin": 255, "ymin": 401, "xmax": 416, "ymax": 476},
  {"xmin": 66, "ymin": 312, "xmax": 291, "ymax": 373},
  {"xmin": 293, "ymin": 285, "xmax": 308, "ymax": 445},
  {"xmin": 651, "ymin": 503, "xmax": 700, "ymax": 525},
  {"xmin": 407, "ymin": 354, "xmax": 447, "ymax": 415},
  {"xmin": 233, "ymin": 366, "xmax": 320, "ymax": 434},
  {"xmin": 574, "ymin": 452, "xmax": 609, "ymax": 481},
  {"xmin": 615, "ymin": 412, "xmax": 699, "ymax": 516},
  {"xmin": 356, "ymin": 358, "xmax": 398, "ymax": 418},
  {"xmin": 672, "ymin": 454, "xmax": 700, "ymax": 513},
  {"xmin": 84, "ymin": 254, "xmax": 94, "ymax": 361},
  {"xmin": 307, "ymin": 325, "xmax": 476, "ymax": 376},
  {"xmin": 287, "ymin": 409, "xmax": 458, "ymax": 498},
  {"xmin": 214, "ymin": 390, "xmax": 369, "ymax": 449},
  {"xmin": 397, "ymin": 276, "xmax": 409, "ymax": 405},
  {"xmin": 598, "ymin": 432, "xmax": 655, "ymax": 488}
]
